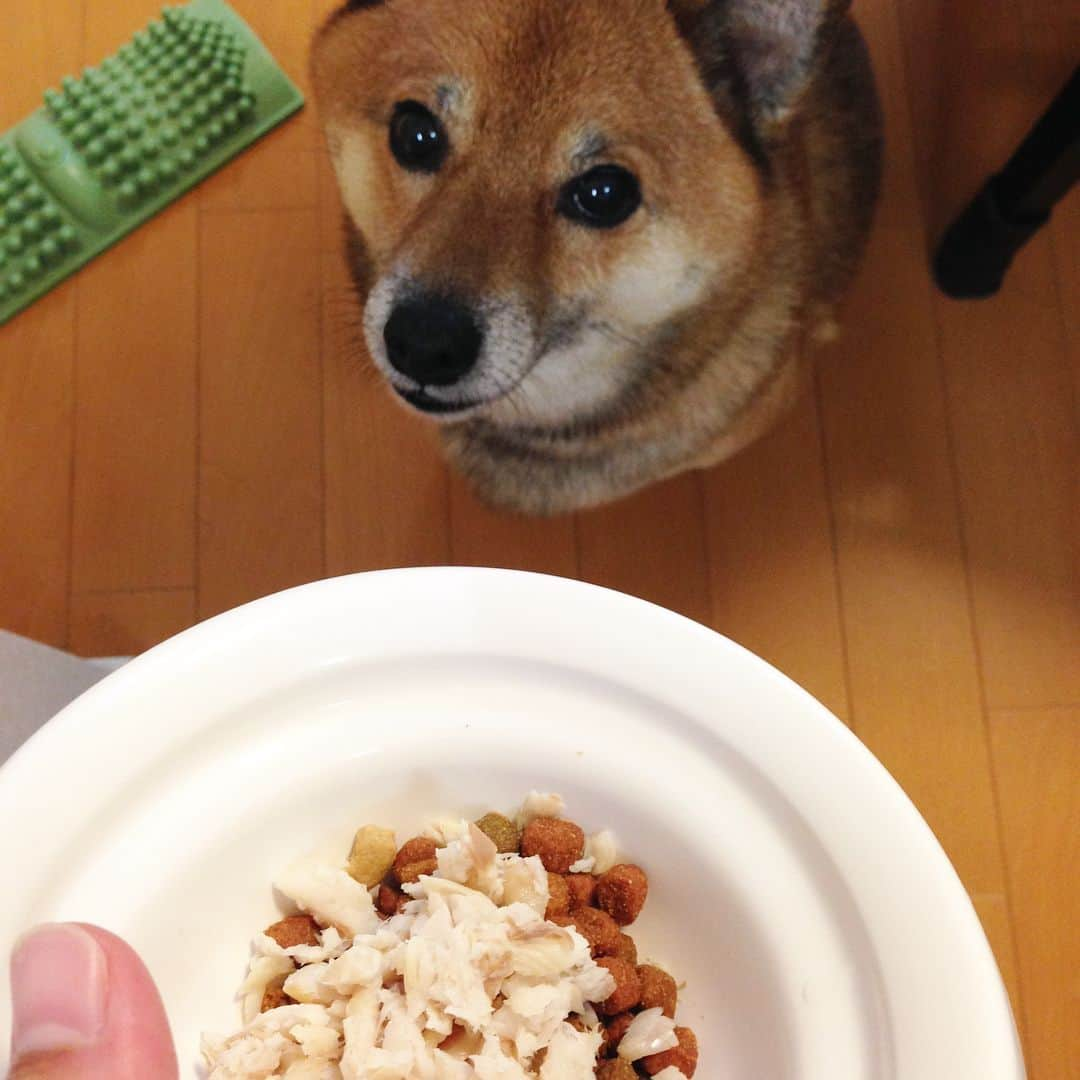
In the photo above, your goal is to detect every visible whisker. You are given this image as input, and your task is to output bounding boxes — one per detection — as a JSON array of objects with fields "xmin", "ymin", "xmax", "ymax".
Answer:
[{"xmin": 584, "ymin": 319, "xmax": 647, "ymax": 350}]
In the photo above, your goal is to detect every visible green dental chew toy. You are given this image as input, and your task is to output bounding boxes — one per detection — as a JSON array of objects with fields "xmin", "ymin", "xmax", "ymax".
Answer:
[{"xmin": 0, "ymin": 0, "xmax": 304, "ymax": 326}]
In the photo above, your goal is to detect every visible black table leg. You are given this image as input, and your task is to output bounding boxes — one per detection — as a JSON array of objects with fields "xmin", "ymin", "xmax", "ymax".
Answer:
[{"xmin": 934, "ymin": 65, "xmax": 1080, "ymax": 300}]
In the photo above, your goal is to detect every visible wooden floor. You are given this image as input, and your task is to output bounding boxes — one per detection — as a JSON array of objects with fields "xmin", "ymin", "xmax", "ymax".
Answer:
[{"xmin": 1, "ymin": 1, "xmax": 1076, "ymax": 1074}]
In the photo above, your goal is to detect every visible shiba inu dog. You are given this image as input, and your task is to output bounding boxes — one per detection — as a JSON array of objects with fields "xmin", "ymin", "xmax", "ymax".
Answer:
[{"xmin": 312, "ymin": 0, "xmax": 881, "ymax": 514}]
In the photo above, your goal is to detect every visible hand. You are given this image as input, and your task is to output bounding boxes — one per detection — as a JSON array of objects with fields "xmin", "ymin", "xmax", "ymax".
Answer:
[{"xmin": 8, "ymin": 923, "xmax": 178, "ymax": 1079}]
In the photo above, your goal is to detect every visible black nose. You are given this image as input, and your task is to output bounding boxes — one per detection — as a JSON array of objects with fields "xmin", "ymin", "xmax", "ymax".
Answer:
[{"xmin": 383, "ymin": 292, "xmax": 484, "ymax": 386}]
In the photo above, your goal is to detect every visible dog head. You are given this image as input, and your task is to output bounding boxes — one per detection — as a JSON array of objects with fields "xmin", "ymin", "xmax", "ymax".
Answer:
[{"xmin": 312, "ymin": 0, "xmax": 849, "ymax": 430}]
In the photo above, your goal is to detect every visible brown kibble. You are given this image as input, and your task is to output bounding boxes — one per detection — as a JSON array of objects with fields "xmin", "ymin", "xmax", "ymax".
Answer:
[
  {"xmin": 596, "ymin": 864, "xmax": 649, "ymax": 926},
  {"xmin": 596, "ymin": 1060, "xmax": 637, "ymax": 1080},
  {"xmin": 520, "ymin": 818, "xmax": 585, "ymax": 874},
  {"xmin": 475, "ymin": 812, "xmax": 521, "ymax": 854},
  {"xmin": 637, "ymin": 964, "xmax": 678, "ymax": 1018},
  {"xmin": 596, "ymin": 956, "xmax": 641, "ymax": 1015},
  {"xmin": 347, "ymin": 825, "xmax": 397, "ymax": 887},
  {"xmin": 564, "ymin": 872, "xmax": 597, "ymax": 910},
  {"xmin": 566, "ymin": 906, "xmax": 621, "ymax": 957},
  {"xmin": 601, "ymin": 1012, "xmax": 635, "ymax": 1056},
  {"xmin": 377, "ymin": 880, "xmax": 409, "ymax": 916},
  {"xmin": 545, "ymin": 872, "xmax": 570, "ymax": 919},
  {"xmin": 260, "ymin": 979, "xmax": 294, "ymax": 1013},
  {"xmin": 612, "ymin": 932, "xmax": 638, "ymax": 965},
  {"xmin": 641, "ymin": 1026, "xmax": 699, "ymax": 1077},
  {"xmin": 393, "ymin": 836, "xmax": 438, "ymax": 884},
  {"xmin": 264, "ymin": 914, "xmax": 320, "ymax": 949}
]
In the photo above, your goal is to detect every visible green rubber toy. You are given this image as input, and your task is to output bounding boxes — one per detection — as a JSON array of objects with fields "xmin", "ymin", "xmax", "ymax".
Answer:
[{"xmin": 0, "ymin": 0, "xmax": 304, "ymax": 326}]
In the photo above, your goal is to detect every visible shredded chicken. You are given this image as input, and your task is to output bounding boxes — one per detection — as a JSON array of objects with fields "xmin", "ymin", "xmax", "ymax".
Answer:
[
  {"xmin": 615, "ymin": 1008, "xmax": 678, "ymax": 1061},
  {"xmin": 204, "ymin": 816, "xmax": 617, "ymax": 1079}
]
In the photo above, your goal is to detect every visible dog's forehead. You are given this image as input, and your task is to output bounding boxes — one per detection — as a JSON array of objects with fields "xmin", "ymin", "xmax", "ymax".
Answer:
[{"xmin": 384, "ymin": 0, "xmax": 699, "ymax": 129}]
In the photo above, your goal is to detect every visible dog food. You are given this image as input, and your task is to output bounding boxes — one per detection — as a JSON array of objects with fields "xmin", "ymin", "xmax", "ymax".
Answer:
[{"xmin": 202, "ymin": 793, "xmax": 698, "ymax": 1078}]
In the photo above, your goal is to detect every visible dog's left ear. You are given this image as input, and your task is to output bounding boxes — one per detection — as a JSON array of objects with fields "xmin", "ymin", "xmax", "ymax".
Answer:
[{"xmin": 669, "ymin": 0, "xmax": 851, "ymax": 133}]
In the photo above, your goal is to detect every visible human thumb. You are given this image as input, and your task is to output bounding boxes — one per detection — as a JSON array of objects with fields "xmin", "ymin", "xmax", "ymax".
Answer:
[{"xmin": 9, "ymin": 923, "xmax": 178, "ymax": 1080}]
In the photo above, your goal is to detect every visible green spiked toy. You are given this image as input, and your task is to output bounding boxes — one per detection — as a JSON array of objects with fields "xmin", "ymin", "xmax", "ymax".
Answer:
[{"xmin": 0, "ymin": 0, "xmax": 304, "ymax": 326}]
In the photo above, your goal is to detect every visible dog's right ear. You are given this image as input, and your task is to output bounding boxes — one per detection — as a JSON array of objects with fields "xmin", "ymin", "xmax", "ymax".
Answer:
[{"xmin": 669, "ymin": 0, "xmax": 851, "ymax": 135}]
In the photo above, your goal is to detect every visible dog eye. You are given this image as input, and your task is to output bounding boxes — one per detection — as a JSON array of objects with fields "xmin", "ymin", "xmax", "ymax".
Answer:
[
  {"xmin": 389, "ymin": 101, "xmax": 448, "ymax": 174},
  {"xmin": 558, "ymin": 165, "xmax": 642, "ymax": 229}
]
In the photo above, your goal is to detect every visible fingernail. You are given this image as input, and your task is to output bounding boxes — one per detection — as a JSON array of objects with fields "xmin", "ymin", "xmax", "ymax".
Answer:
[{"xmin": 10, "ymin": 924, "xmax": 108, "ymax": 1058}]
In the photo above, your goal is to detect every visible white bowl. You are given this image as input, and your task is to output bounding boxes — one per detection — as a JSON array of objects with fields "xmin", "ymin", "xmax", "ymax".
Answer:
[{"xmin": 0, "ymin": 569, "xmax": 1022, "ymax": 1078}]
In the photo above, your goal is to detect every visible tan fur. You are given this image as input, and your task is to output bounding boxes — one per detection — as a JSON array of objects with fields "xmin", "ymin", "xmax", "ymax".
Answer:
[{"xmin": 312, "ymin": 0, "xmax": 881, "ymax": 514}]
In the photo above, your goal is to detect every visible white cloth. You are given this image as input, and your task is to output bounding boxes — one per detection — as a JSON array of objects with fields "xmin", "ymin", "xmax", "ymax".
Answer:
[{"xmin": 0, "ymin": 631, "xmax": 127, "ymax": 764}]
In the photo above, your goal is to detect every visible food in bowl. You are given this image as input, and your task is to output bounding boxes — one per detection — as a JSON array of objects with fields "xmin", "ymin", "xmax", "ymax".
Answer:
[{"xmin": 202, "ymin": 793, "xmax": 698, "ymax": 1078}]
